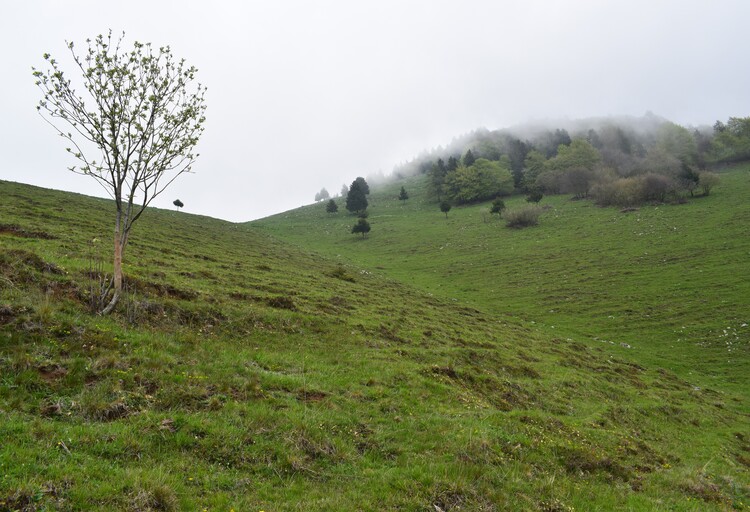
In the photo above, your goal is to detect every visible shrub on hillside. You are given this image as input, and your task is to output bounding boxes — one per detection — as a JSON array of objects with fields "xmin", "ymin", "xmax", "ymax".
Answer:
[
  {"xmin": 591, "ymin": 173, "xmax": 676, "ymax": 207},
  {"xmin": 526, "ymin": 189, "xmax": 544, "ymax": 203},
  {"xmin": 505, "ymin": 206, "xmax": 541, "ymax": 228},
  {"xmin": 490, "ymin": 198, "xmax": 506, "ymax": 216},
  {"xmin": 699, "ymin": 172, "xmax": 720, "ymax": 196},
  {"xmin": 640, "ymin": 173, "xmax": 675, "ymax": 202}
]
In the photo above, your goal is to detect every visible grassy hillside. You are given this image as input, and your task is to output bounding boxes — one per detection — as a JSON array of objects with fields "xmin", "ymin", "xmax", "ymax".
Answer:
[
  {"xmin": 1, "ymin": 178, "xmax": 748, "ymax": 511},
  {"xmin": 254, "ymin": 167, "xmax": 750, "ymax": 395}
]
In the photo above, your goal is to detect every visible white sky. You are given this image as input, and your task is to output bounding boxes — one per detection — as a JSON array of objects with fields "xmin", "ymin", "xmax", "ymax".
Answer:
[{"xmin": 1, "ymin": 0, "xmax": 748, "ymax": 221}]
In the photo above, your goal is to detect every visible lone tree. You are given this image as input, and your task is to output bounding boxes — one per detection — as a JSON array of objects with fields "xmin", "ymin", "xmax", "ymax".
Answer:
[
  {"xmin": 34, "ymin": 32, "xmax": 207, "ymax": 314},
  {"xmin": 399, "ymin": 186, "xmax": 409, "ymax": 202},
  {"xmin": 351, "ymin": 218, "xmax": 371, "ymax": 238},
  {"xmin": 346, "ymin": 176, "xmax": 369, "ymax": 214},
  {"xmin": 173, "ymin": 199, "xmax": 184, "ymax": 210},
  {"xmin": 326, "ymin": 198, "xmax": 338, "ymax": 213},
  {"xmin": 440, "ymin": 201, "xmax": 452, "ymax": 218}
]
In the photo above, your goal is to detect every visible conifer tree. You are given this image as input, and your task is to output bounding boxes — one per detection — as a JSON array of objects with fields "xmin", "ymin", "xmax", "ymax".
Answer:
[
  {"xmin": 463, "ymin": 149, "xmax": 476, "ymax": 167},
  {"xmin": 399, "ymin": 186, "xmax": 409, "ymax": 202},
  {"xmin": 352, "ymin": 218, "xmax": 371, "ymax": 238},
  {"xmin": 326, "ymin": 198, "xmax": 338, "ymax": 213},
  {"xmin": 346, "ymin": 177, "xmax": 369, "ymax": 213}
]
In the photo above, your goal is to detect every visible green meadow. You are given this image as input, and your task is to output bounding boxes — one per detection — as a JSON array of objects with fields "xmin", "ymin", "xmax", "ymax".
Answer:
[{"xmin": 0, "ymin": 166, "xmax": 748, "ymax": 510}]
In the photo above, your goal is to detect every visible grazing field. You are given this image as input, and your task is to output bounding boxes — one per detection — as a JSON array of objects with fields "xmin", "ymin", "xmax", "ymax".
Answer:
[
  {"xmin": 254, "ymin": 166, "xmax": 750, "ymax": 395},
  {"xmin": 1, "ymin": 173, "xmax": 748, "ymax": 511}
]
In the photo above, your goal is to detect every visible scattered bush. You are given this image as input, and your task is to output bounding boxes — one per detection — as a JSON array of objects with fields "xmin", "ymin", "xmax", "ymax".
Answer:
[
  {"xmin": 640, "ymin": 173, "xmax": 676, "ymax": 202},
  {"xmin": 526, "ymin": 189, "xmax": 544, "ymax": 203},
  {"xmin": 699, "ymin": 172, "xmax": 720, "ymax": 196},
  {"xmin": 505, "ymin": 206, "xmax": 541, "ymax": 228}
]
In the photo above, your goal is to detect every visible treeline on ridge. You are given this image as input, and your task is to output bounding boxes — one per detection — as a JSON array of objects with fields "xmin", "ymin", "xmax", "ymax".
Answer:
[{"xmin": 394, "ymin": 114, "xmax": 750, "ymax": 207}]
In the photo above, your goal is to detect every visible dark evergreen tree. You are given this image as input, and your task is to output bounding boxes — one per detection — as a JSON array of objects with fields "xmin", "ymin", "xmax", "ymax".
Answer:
[
  {"xmin": 436, "ymin": 158, "xmax": 446, "ymax": 173},
  {"xmin": 353, "ymin": 176, "xmax": 370, "ymax": 195},
  {"xmin": 430, "ymin": 159, "xmax": 448, "ymax": 200},
  {"xmin": 351, "ymin": 218, "xmax": 371, "ymax": 238},
  {"xmin": 326, "ymin": 199, "xmax": 338, "ymax": 213},
  {"xmin": 440, "ymin": 201, "xmax": 451, "ymax": 218},
  {"xmin": 173, "ymin": 199, "xmax": 184, "ymax": 210},
  {"xmin": 399, "ymin": 186, "xmax": 409, "ymax": 202},
  {"xmin": 346, "ymin": 177, "xmax": 369, "ymax": 213},
  {"xmin": 506, "ymin": 138, "xmax": 529, "ymax": 188},
  {"xmin": 463, "ymin": 149, "xmax": 476, "ymax": 167},
  {"xmin": 490, "ymin": 198, "xmax": 505, "ymax": 216},
  {"xmin": 554, "ymin": 129, "xmax": 572, "ymax": 148},
  {"xmin": 447, "ymin": 156, "xmax": 459, "ymax": 172}
]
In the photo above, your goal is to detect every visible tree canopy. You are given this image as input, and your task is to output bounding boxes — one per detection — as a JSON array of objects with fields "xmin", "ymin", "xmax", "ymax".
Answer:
[{"xmin": 443, "ymin": 158, "xmax": 514, "ymax": 204}]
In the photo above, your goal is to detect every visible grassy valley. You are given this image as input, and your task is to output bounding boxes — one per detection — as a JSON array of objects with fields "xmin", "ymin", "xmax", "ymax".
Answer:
[
  {"xmin": 1, "ymin": 170, "xmax": 749, "ymax": 510},
  {"xmin": 254, "ymin": 166, "xmax": 750, "ymax": 394}
]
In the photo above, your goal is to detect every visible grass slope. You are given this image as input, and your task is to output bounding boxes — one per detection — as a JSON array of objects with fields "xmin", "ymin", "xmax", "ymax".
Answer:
[
  {"xmin": 254, "ymin": 167, "xmax": 750, "ymax": 394},
  {"xmin": 0, "ymin": 177, "xmax": 747, "ymax": 511}
]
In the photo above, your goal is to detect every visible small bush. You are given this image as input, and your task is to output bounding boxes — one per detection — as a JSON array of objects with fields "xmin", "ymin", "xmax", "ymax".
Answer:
[
  {"xmin": 640, "ymin": 173, "xmax": 675, "ymax": 202},
  {"xmin": 698, "ymin": 172, "xmax": 720, "ymax": 196},
  {"xmin": 505, "ymin": 206, "xmax": 541, "ymax": 228},
  {"xmin": 490, "ymin": 198, "xmax": 506, "ymax": 216},
  {"xmin": 526, "ymin": 189, "xmax": 543, "ymax": 203}
]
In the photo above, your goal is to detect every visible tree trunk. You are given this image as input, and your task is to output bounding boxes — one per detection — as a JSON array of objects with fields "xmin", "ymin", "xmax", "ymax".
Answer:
[{"xmin": 100, "ymin": 229, "xmax": 124, "ymax": 315}]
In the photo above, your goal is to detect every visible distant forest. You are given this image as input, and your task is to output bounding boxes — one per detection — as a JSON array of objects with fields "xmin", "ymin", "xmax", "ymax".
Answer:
[{"xmin": 391, "ymin": 114, "xmax": 750, "ymax": 207}]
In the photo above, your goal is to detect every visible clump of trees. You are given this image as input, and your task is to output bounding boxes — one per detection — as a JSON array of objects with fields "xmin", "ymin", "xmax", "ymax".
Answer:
[
  {"xmin": 709, "ymin": 117, "xmax": 750, "ymax": 164},
  {"xmin": 33, "ymin": 32, "xmax": 206, "ymax": 314},
  {"xmin": 400, "ymin": 113, "xmax": 746, "ymax": 213},
  {"xmin": 441, "ymin": 158, "xmax": 514, "ymax": 204},
  {"xmin": 315, "ymin": 188, "xmax": 330, "ymax": 202}
]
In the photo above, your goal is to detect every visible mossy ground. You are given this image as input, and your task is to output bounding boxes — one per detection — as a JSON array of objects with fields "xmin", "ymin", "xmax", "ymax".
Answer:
[{"xmin": 1, "ymin": 168, "xmax": 748, "ymax": 510}]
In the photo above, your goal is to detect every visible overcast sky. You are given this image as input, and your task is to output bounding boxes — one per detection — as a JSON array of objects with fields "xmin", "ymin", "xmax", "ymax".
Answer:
[{"xmin": 1, "ymin": 1, "xmax": 748, "ymax": 222}]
